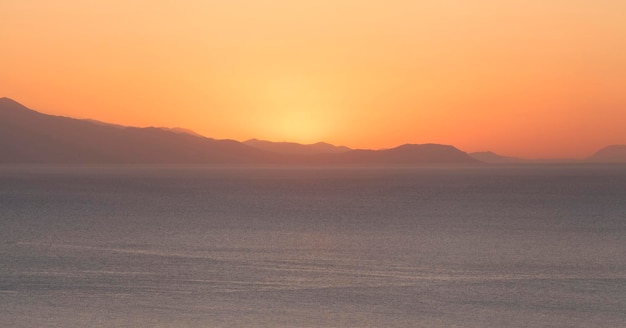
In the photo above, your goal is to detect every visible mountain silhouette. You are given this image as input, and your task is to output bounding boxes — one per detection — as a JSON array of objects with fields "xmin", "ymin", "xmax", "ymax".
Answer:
[
  {"xmin": 244, "ymin": 139, "xmax": 351, "ymax": 155},
  {"xmin": 0, "ymin": 97, "xmax": 272, "ymax": 164},
  {"xmin": 586, "ymin": 145, "xmax": 626, "ymax": 163},
  {"xmin": 1, "ymin": 97, "xmax": 482, "ymax": 165},
  {"xmin": 313, "ymin": 144, "xmax": 480, "ymax": 165}
]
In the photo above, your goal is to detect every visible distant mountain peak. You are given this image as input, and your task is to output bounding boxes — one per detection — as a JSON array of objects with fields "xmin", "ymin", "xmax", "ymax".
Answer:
[
  {"xmin": 312, "ymin": 141, "xmax": 332, "ymax": 146},
  {"xmin": 0, "ymin": 97, "xmax": 29, "ymax": 109},
  {"xmin": 344, "ymin": 143, "xmax": 480, "ymax": 164},
  {"xmin": 0, "ymin": 98, "xmax": 48, "ymax": 119},
  {"xmin": 587, "ymin": 144, "xmax": 626, "ymax": 163}
]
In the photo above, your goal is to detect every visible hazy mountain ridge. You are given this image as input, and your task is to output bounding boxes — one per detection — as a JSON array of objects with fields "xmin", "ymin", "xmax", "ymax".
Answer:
[
  {"xmin": 0, "ymin": 98, "xmax": 483, "ymax": 165},
  {"xmin": 0, "ymin": 98, "xmax": 272, "ymax": 164},
  {"xmin": 244, "ymin": 139, "xmax": 351, "ymax": 155},
  {"xmin": 2, "ymin": 98, "xmax": 622, "ymax": 164},
  {"xmin": 82, "ymin": 119, "xmax": 203, "ymax": 138}
]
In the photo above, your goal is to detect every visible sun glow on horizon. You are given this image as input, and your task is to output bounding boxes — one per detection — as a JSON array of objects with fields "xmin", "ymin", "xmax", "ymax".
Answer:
[
  {"xmin": 225, "ymin": 72, "xmax": 344, "ymax": 144},
  {"xmin": 2, "ymin": 0, "xmax": 625, "ymax": 158}
]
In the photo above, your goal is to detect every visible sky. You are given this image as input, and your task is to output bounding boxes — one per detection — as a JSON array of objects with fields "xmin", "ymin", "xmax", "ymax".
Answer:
[{"xmin": 2, "ymin": 0, "xmax": 625, "ymax": 158}]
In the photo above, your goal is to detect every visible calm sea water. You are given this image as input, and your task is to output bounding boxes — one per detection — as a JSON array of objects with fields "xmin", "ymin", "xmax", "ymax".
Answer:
[{"xmin": 1, "ymin": 165, "xmax": 625, "ymax": 327}]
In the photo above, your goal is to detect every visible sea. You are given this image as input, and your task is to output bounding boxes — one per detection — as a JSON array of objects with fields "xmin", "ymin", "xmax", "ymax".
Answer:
[{"xmin": 0, "ymin": 165, "xmax": 624, "ymax": 327}]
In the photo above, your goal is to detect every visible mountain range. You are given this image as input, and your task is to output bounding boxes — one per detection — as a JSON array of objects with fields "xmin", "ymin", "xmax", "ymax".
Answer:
[
  {"xmin": 1, "ymin": 97, "xmax": 624, "ymax": 164},
  {"xmin": 0, "ymin": 98, "xmax": 273, "ymax": 164}
]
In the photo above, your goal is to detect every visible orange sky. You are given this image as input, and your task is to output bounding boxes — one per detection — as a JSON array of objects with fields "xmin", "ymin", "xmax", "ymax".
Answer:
[{"xmin": 2, "ymin": 0, "xmax": 625, "ymax": 158}]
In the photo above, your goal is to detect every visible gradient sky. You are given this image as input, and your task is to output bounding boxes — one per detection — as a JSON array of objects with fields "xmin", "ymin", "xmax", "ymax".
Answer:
[{"xmin": 2, "ymin": 0, "xmax": 625, "ymax": 158}]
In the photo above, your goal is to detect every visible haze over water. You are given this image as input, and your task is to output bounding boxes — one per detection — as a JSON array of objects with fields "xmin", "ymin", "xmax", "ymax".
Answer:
[{"xmin": 1, "ymin": 165, "xmax": 624, "ymax": 327}]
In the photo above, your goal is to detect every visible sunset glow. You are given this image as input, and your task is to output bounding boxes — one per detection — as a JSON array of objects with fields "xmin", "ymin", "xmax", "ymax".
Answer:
[{"xmin": 2, "ymin": 0, "xmax": 625, "ymax": 158}]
